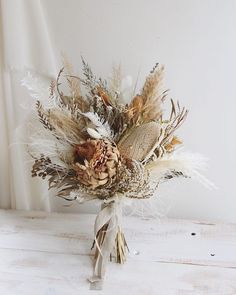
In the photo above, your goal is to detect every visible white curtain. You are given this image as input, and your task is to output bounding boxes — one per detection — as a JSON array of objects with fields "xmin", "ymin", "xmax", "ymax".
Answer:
[{"xmin": 0, "ymin": 0, "xmax": 58, "ymax": 211}]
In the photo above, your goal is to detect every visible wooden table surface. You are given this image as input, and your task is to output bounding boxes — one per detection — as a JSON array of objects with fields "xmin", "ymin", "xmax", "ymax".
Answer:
[{"xmin": 0, "ymin": 209, "xmax": 236, "ymax": 295}]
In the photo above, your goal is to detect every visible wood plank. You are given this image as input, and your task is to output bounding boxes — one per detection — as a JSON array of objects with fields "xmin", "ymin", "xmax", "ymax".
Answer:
[
  {"xmin": 0, "ymin": 248, "xmax": 236, "ymax": 295},
  {"xmin": 1, "ymin": 210, "xmax": 236, "ymax": 294},
  {"xmin": 0, "ymin": 210, "xmax": 236, "ymax": 268}
]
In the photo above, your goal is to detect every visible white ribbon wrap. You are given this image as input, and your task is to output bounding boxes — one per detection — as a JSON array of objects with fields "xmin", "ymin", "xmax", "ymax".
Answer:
[{"xmin": 89, "ymin": 199, "xmax": 122, "ymax": 289}]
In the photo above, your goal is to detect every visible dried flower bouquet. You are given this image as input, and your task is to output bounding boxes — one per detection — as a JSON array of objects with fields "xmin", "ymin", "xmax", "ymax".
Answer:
[{"xmin": 23, "ymin": 58, "xmax": 212, "ymax": 285}]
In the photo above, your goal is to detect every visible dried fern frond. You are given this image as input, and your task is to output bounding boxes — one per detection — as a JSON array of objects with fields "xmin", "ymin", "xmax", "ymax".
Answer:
[
  {"xmin": 30, "ymin": 173, "xmax": 94, "ymax": 201},
  {"xmin": 31, "ymin": 155, "xmax": 76, "ymax": 188},
  {"xmin": 31, "ymin": 155, "xmax": 95, "ymax": 202},
  {"xmin": 36, "ymin": 101, "xmax": 54, "ymax": 131}
]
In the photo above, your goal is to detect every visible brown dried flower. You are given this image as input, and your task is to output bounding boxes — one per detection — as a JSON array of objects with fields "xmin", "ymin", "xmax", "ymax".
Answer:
[{"xmin": 73, "ymin": 139, "xmax": 121, "ymax": 189}]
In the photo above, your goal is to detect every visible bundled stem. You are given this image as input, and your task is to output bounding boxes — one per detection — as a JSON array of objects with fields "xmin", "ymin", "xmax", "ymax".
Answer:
[
  {"xmin": 114, "ymin": 227, "xmax": 129, "ymax": 263},
  {"xmin": 93, "ymin": 223, "xmax": 128, "ymax": 264},
  {"xmin": 91, "ymin": 200, "xmax": 129, "ymax": 273}
]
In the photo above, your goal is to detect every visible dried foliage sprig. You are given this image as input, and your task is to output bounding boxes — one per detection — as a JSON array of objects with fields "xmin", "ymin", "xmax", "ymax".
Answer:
[{"xmin": 36, "ymin": 101, "xmax": 54, "ymax": 132}]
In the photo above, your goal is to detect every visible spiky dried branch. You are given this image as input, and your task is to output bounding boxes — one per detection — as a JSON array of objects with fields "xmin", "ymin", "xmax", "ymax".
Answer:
[
  {"xmin": 36, "ymin": 101, "xmax": 54, "ymax": 131},
  {"xmin": 155, "ymin": 99, "xmax": 188, "ymax": 158}
]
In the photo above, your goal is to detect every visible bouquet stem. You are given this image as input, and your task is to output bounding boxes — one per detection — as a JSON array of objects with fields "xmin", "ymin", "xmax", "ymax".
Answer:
[
  {"xmin": 114, "ymin": 226, "xmax": 128, "ymax": 263},
  {"xmin": 93, "ymin": 223, "xmax": 128, "ymax": 264},
  {"xmin": 91, "ymin": 200, "xmax": 129, "ymax": 282}
]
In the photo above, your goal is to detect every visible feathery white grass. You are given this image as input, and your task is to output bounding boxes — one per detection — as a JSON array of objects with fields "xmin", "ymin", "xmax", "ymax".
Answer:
[
  {"xmin": 21, "ymin": 72, "xmax": 57, "ymax": 109},
  {"xmin": 147, "ymin": 151, "xmax": 216, "ymax": 189},
  {"xmin": 82, "ymin": 112, "xmax": 113, "ymax": 139},
  {"xmin": 26, "ymin": 119, "xmax": 73, "ymax": 167}
]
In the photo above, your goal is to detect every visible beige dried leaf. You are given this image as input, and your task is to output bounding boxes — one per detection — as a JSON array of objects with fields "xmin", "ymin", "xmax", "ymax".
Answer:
[
  {"xmin": 126, "ymin": 95, "xmax": 144, "ymax": 123},
  {"xmin": 164, "ymin": 136, "xmax": 182, "ymax": 152},
  {"xmin": 118, "ymin": 122, "xmax": 161, "ymax": 161},
  {"xmin": 49, "ymin": 109, "xmax": 86, "ymax": 143}
]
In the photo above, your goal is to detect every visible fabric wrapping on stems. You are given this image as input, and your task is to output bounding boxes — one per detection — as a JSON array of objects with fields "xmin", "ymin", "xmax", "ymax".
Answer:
[{"xmin": 89, "ymin": 200, "xmax": 122, "ymax": 289}]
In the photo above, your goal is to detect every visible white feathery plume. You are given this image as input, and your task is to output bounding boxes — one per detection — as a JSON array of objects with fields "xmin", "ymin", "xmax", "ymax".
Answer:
[
  {"xmin": 21, "ymin": 72, "xmax": 57, "ymax": 109},
  {"xmin": 123, "ymin": 196, "xmax": 167, "ymax": 219},
  {"xmin": 147, "ymin": 151, "xmax": 216, "ymax": 189},
  {"xmin": 124, "ymin": 152, "xmax": 216, "ymax": 219},
  {"xmin": 120, "ymin": 75, "xmax": 133, "ymax": 103},
  {"xmin": 81, "ymin": 112, "xmax": 113, "ymax": 139},
  {"xmin": 26, "ymin": 119, "xmax": 74, "ymax": 167},
  {"xmin": 29, "ymin": 138, "xmax": 73, "ymax": 168}
]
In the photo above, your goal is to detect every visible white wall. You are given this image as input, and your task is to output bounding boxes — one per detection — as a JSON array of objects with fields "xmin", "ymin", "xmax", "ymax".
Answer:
[{"xmin": 5, "ymin": 0, "xmax": 236, "ymax": 222}]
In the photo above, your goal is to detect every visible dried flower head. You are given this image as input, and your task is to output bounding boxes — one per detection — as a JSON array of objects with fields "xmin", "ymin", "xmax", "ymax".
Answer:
[{"xmin": 73, "ymin": 139, "xmax": 121, "ymax": 189}]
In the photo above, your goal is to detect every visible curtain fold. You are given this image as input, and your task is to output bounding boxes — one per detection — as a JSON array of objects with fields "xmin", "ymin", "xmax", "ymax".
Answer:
[
  {"xmin": 0, "ymin": 0, "xmax": 58, "ymax": 211},
  {"xmin": 0, "ymin": 12, "xmax": 11, "ymax": 208}
]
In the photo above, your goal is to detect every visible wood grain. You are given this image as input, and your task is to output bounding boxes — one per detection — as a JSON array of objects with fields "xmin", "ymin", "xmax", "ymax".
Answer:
[{"xmin": 0, "ymin": 209, "xmax": 236, "ymax": 294}]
